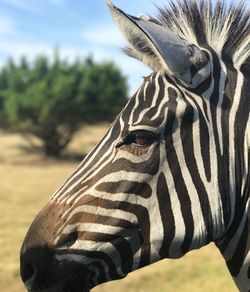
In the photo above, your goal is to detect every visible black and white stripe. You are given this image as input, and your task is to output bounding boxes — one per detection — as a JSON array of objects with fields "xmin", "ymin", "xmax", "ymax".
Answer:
[{"xmin": 20, "ymin": 1, "xmax": 250, "ymax": 291}]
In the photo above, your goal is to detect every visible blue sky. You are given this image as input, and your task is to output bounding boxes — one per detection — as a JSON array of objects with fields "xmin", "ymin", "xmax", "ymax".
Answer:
[
  {"xmin": 0, "ymin": 0, "xmax": 249, "ymax": 94},
  {"xmin": 0, "ymin": 0, "xmax": 164, "ymax": 94}
]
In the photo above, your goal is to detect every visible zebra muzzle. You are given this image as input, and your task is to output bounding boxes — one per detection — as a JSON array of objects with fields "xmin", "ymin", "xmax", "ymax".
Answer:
[
  {"xmin": 20, "ymin": 244, "xmax": 92, "ymax": 292},
  {"xmin": 20, "ymin": 202, "xmax": 93, "ymax": 292}
]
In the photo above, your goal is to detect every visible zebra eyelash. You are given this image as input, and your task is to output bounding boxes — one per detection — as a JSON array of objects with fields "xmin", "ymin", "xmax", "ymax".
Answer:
[{"xmin": 117, "ymin": 130, "xmax": 160, "ymax": 148}]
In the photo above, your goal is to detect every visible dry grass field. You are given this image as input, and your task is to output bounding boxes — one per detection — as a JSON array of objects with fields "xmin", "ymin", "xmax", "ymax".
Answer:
[{"xmin": 0, "ymin": 125, "xmax": 236, "ymax": 292}]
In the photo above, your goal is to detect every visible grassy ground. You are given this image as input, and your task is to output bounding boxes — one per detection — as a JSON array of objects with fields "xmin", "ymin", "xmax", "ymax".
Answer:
[{"xmin": 0, "ymin": 125, "xmax": 236, "ymax": 292}]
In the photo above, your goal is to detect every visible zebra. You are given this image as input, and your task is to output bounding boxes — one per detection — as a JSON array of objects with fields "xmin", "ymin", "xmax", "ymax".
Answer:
[{"xmin": 20, "ymin": 0, "xmax": 249, "ymax": 291}]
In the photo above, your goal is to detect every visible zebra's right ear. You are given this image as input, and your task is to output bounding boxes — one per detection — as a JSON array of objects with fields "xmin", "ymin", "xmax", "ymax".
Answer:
[{"xmin": 106, "ymin": 0, "xmax": 211, "ymax": 87}]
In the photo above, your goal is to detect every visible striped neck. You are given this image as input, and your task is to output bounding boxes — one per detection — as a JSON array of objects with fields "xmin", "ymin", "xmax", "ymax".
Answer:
[{"xmin": 215, "ymin": 71, "xmax": 250, "ymax": 291}]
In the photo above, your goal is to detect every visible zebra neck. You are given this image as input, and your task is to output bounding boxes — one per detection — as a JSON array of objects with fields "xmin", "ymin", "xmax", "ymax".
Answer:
[
  {"xmin": 216, "ymin": 196, "xmax": 250, "ymax": 291},
  {"xmin": 216, "ymin": 72, "xmax": 250, "ymax": 291}
]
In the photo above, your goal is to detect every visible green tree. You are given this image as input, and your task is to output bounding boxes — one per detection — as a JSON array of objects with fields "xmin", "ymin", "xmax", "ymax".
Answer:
[{"xmin": 0, "ymin": 54, "xmax": 127, "ymax": 156}]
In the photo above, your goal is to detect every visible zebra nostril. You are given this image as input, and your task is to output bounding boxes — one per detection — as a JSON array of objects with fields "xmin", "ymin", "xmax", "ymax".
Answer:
[
  {"xmin": 20, "ymin": 246, "xmax": 55, "ymax": 290},
  {"xmin": 21, "ymin": 262, "xmax": 35, "ymax": 284}
]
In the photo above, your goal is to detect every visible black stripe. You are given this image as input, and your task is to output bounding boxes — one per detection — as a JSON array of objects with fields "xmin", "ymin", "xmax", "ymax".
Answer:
[
  {"xmin": 186, "ymin": 93, "xmax": 211, "ymax": 182},
  {"xmin": 132, "ymin": 78, "xmax": 155, "ymax": 123},
  {"xmin": 77, "ymin": 232, "xmax": 134, "ymax": 275},
  {"xmin": 91, "ymin": 262, "xmax": 107, "ymax": 285},
  {"xmin": 226, "ymin": 218, "xmax": 249, "ymax": 276},
  {"xmin": 142, "ymin": 76, "xmax": 166, "ymax": 122},
  {"xmin": 96, "ymin": 181, "xmax": 152, "ymax": 198},
  {"xmin": 181, "ymin": 98, "xmax": 213, "ymax": 243},
  {"xmin": 57, "ymin": 249, "xmax": 120, "ymax": 282},
  {"xmin": 165, "ymin": 100, "xmax": 194, "ymax": 254},
  {"xmin": 65, "ymin": 144, "xmax": 160, "ymax": 204},
  {"xmin": 157, "ymin": 173, "xmax": 175, "ymax": 258},
  {"xmin": 74, "ymin": 195, "xmax": 151, "ymax": 268},
  {"xmin": 54, "ymin": 120, "xmax": 121, "ymax": 199},
  {"xmin": 211, "ymin": 53, "xmax": 232, "ymax": 228}
]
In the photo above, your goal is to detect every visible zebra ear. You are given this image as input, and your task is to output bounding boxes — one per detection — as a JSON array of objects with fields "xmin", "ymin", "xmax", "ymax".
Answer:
[{"xmin": 106, "ymin": 0, "xmax": 211, "ymax": 87}]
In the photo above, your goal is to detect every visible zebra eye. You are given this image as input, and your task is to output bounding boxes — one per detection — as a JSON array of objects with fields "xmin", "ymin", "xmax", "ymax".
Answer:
[{"xmin": 123, "ymin": 131, "xmax": 157, "ymax": 147}]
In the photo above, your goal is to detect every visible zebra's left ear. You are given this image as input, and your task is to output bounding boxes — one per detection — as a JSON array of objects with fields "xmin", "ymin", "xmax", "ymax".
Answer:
[{"xmin": 106, "ymin": 0, "xmax": 211, "ymax": 87}]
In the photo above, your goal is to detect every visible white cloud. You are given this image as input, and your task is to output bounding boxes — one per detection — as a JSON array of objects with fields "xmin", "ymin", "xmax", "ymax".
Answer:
[
  {"xmin": 0, "ymin": 17, "xmax": 13, "ymax": 35},
  {"xmin": 82, "ymin": 24, "xmax": 125, "ymax": 47},
  {"xmin": 0, "ymin": 38, "xmax": 88, "ymax": 66}
]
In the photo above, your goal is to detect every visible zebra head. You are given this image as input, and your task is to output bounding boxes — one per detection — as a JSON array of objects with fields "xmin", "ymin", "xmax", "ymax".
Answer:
[{"xmin": 20, "ymin": 1, "xmax": 250, "ymax": 292}]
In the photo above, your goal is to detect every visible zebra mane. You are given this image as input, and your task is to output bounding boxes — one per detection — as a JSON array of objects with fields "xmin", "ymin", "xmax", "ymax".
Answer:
[{"xmin": 124, "ymin": 0, "xmax": 250, "ymax": 71}]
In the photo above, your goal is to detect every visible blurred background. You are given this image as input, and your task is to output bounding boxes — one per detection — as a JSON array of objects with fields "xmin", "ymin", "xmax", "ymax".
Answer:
[{"xmin": 0, "ymin": 0, "xmax": 240, "ymax": 291}]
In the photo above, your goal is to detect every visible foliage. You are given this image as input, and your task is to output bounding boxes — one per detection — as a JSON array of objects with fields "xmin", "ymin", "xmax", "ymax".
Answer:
[{"xmin": 0, "ymin": 53, "xmax": 128, "ymax": 156}]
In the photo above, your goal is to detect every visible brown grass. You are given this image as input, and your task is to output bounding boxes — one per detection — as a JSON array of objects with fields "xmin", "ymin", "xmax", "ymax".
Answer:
[{"xmin": 0, "ymin": 125, "xmax": 236, "ymax": 292}]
